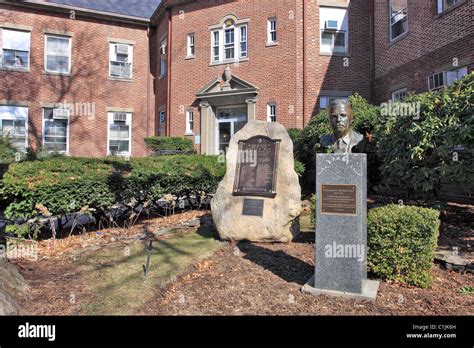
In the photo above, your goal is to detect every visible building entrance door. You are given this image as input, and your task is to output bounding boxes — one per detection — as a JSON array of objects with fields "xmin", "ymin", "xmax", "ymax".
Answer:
[{"xmin": 216, "ymin": 106, "xmax": 247, "ymax": 154}]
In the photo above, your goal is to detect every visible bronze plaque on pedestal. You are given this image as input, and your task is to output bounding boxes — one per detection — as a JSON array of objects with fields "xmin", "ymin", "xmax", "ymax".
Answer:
[
  {"xmin": 233, "ymin": 136, "xmax": 280, "ymax": 198},
  {"xmin": 320, "ymin": 184, "xmax": 357, "ymax": 215}
]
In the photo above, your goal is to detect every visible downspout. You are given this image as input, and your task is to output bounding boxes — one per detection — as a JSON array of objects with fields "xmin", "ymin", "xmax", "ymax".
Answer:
[
  {"xmin": 302, "ymin": 0, "xmax": 306, "ymax": 128},
  {"xmin": 146, "ymin": 26, "xmax": 151, "ymax": 150},
  {"xmin": 166, "ymin": 8, "xmax": 172, "ymax": 136},
  {"xmin": 370, "ymin": 0, "xmax": 376, "ymax": 104}
]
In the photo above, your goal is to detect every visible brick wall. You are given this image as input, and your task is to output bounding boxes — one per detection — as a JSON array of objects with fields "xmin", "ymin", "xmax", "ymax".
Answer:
[
  {"xmin": 303, "ymin": 0, "xmax": 373, "ymax": 125},
  {"xmin": 162, "ymin": 0, "xmax": 302, "ymax": 144},
  {"xmin": 0, "ymin": 4, "xmax": 154, "ymax": 157},
  {"xmin": 373, "ymin": 0, "xmax": 473, "ymax": 103},
  {"xmin": 155, "ymin": 0, "xmax": 373, "ymax": 142}
]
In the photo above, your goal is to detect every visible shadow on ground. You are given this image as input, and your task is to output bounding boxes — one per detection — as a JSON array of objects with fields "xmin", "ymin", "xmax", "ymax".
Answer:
[{"xmin": 237, "ymin": 242, "xmax": 313, "ymax": 285}]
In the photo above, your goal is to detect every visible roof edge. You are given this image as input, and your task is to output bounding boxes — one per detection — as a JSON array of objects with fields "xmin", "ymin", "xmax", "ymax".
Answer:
[
  {"xmin": 150, "ymin": 0, "xmax": 195, "ymax": 26},
  {"xmin": 3, "ymin": 0, "xmax": 151, "ymax": 26}
]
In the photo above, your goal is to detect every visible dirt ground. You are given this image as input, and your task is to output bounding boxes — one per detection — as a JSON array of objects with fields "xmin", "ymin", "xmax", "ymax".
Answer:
[{"xmin": 14, "ymin": 199, "xmax": 474, "ymax": 316}]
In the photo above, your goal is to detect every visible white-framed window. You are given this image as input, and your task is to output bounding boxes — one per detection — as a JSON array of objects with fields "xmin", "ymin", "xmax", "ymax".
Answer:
[
  {"xmin": 429, "ymin": 67, "xmax": 469, "ymax": 91},
  {"xmin": 437, "ymin": 0, "xmax": 462, "ymax": 13},
  {"xmin": 267, "ymin": 103, "xmax": 277, "ymax": 122},
  {"xmin": 319, "ymin": 7, "xmax": 348, "ymax": 54},
  {"xmin": 187, "ymin": 33, "xmax": 195, "ymax": 58},
  {"xmin": 108, "ymin": 112, "xmax": 131, "ymax": 156},
  {"xmin": 45, "ymin": 34, "xmax": 72, "ymax": 74},
  {"xmin": 0, "ymin": 105, "xmax": 28, "ymax": 152},
  {"xmin": 268, "ymin": 18, "xmax": 277, "ymax": 44},
  {"xmin": 160, "ymin": 38, "xmax": 167, "ymax": 77},
  {"xmin": 428, "ymin": 72, "xmax": 446, "ymax": 91},
  {"xmin": 239, "ymin": 25, "xmax": 247, "ymax": 58},
  {"xmin": 186, "ymin": 109, "xmax": 194, "ymax": 134},
  {"xmin": 109, "ymin": 42, "xmax": 133, "ymax": 79},
  {"xmin": 42, "ymin": 107, "xmax": 69, "ymax": 154},
  {"xmin": 391, "ymin": 88, "xmax": 408, "ymax": 102},
  {"xmin": 212, "ymin": 31, "xmax": 220, "ymax": 62},
  {"xmin": 446, "ymin": 66, "xmax": 468, "ymax": 85},
  {"xmin": 0, "ymin": 28, "xmax": 31, "ymax": 70},
  {"xmin": 320, "ymin": 95, "xmax": 349, "ymax": 110},
  {"xmin": 390, "ymin": 0, "xmax": 408, "ymax": 41},
  {"xmin": 159, "ymin": 110, "xmax": 166, "ymax": 136},
  {"xmin": 224, "ymin": 28, "xmax": 235, "ymax": 60},
  {"xmin": 211, "ymin": 21, "xmax": 248, "ymax": 63}
]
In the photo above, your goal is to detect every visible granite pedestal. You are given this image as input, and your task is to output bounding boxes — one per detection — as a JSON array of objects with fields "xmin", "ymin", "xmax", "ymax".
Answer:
[{"xmin": 302, "ymin": 154, "xmax": 379, "ymax": 301}]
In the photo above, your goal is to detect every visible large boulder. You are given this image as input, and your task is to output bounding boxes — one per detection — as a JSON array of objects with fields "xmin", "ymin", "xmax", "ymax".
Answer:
[
  {"xmin": 0, "ymin": 259, "xmax": 29, "ymax": 315},
  {"xmin": 211, "ymin": 121, "xmax": 302, "ymax": 242}
]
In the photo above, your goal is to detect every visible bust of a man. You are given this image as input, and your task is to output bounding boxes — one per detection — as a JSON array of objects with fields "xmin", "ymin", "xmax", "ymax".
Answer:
[{"xmin": 320, "ymin": 99, "xmax": 363, "ymax": 154}]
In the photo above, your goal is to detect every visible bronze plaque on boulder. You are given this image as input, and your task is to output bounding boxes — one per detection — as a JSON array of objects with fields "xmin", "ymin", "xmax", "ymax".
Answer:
[
  {"xmin": 320, "ymin": 184, "xmax": 357, "ymax": 215},
  {"xmin": 233, "ymin": 136, "xmax": 280, "ymax": 198},
  {"xmin": 242, "ymin": 199, "xmax": 265, "ymax": 217}
]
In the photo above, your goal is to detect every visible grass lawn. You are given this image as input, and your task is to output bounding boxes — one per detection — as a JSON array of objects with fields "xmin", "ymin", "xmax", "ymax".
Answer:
[{"xmin": 73, "ymin": 229, "xmax": 223, "ymax": 315}]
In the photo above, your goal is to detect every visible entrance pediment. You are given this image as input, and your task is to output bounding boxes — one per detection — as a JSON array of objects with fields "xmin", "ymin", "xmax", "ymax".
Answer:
[{"xmin": 196, "ymin": 66, "xmax": 259, "ymax": 99}]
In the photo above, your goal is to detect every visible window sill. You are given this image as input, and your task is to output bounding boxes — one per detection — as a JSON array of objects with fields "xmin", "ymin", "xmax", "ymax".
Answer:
[
  {"xmin": 436, "ymin": 0, "xmax": 467, "ymax": 17},
  {"xmin": 43, "ymin": 71, "xmax": 72, "ymax": 77},
  {"xmin": 108, "ymin": 77, "xmax": 133, "ymax": 83},
  {"xmin": 108, "ymin": 153, "xmax": 131, "ymax": 158},
  {"xmin": 209, "ymin": 57, "xmax": 249, "ymax": 67},
  {"xmin": 0, "ymin": 67, "xmax": 30, "ymax": 73},
  {"xmin": 389, "ymin": 31, "xmax": 408, "ymax": 46},
  {"xmin": 185, "ymin": 55, "xmax": 195, "ymax": 60},
  {"xmin": 185, "ymin": 132, "xmax": 194, "ymax": 136},
  {"xmin": 319, "ymin": 51, "xmax": 350, "ymax": 57},
  {"xmin": 266, "ymin": 41, "xmax": 278, "ymax": 47}
]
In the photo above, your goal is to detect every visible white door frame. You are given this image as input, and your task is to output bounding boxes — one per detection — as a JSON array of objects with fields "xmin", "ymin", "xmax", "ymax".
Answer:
[{"xmin": 215, "ymin": 105, "xmax": 247, "ymax": 155}]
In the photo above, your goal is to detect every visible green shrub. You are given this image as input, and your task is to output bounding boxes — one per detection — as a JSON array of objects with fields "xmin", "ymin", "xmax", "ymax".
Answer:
[
  {"xmin": 294, "ymin": 111, "xmax": 332, "ymax": 171},
  {"xmin": 309, "ymin": 193, "xmax": 316, "ymax": 225},
  {"xmin": 0, "ymin": 136, "xmax": 23, "ymax": 165},
  {"xmin": 0, "ymin": 155, "xmax": 225, "ymax": 237},
  {"xmin": 377, "ymin": 73, "xmax": 474, "ymax": 196},
  {"xmin": 294, "ymin": 160, "xmax": 305, "ymax": 177},
  {"xmin": 367, "ymin": 204, "xmax": 440, "ymax": 288},
  {"xmin": 287, "ymin": 128, "xmax": 302, "ymax": 145},
  {"xmin": 349, "ymin": 94, "xmax": 382, "ymax": 135},
  {"xmin": 144, "ymin": 137, "xmax": 195, "ymax": 152}
]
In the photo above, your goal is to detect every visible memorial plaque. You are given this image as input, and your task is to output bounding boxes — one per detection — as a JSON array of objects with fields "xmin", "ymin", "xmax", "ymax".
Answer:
[
  {"xmin": 242, "ymin": 199, "xmax": 264, "ymax": 217},
  {"xmin": 321, "ymin": 184, "xmax": 357, "ymax": 215},
  {"xmin": 233, "ymin": 136, "xmax": 280, "ymax": 198}
]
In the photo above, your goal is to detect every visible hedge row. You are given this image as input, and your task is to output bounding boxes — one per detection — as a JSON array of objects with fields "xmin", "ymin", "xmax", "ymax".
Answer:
[
  {"xmin": 144, "ymin": 136, "xmax": 195, "ymax": 152},
  {"xmin": 0, "ymin": 155, "xmax": 225, "ymax": 225}
]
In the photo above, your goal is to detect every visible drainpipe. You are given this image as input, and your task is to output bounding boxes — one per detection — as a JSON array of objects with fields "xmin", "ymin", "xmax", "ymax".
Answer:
[
  {"xmin": 146, "ymin": 27, "xmax": 151, "ymax": 150},
  {"xmin": 370, "ymin": 0, "xmax": 375, "ymax": 104},
  {"xmin": 166, "ymin": 8, "xmax": 172, "ymax": 137},
  {"xmin": 302, "ymin": 0, "xmax": 306, "ymax": 128}
]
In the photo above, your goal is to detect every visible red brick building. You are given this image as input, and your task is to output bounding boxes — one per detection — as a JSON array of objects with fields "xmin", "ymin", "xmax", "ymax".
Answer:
[
  {"xmin": 373, "ymin": 0, "xmax": 472, "ymax": 103},
  {"xmin": 0, "ymin": 0, "xmax": 156, "ymax": 157},
  {"xmin": 1, "ymin": 0, "xmax": 472, "ymax": 157}
]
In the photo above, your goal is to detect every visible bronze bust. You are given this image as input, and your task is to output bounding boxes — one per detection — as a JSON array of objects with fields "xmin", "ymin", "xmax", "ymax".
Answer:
[{"xmin": 320, "ymin": 99, "xmax": 363, "ymax": 154}]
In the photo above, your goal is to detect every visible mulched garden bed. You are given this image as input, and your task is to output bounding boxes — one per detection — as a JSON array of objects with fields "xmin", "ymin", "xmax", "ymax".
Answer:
[{"xmin": 13, "ymin": 197, "xmax": 474, "ymax": 316}]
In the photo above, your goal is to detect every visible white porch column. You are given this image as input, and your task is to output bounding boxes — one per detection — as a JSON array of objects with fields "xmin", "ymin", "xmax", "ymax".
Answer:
[
  {"xmin": 199, "ymin": 101, "xmax": 212, "ymax": 155},
  {"xmin": 246, "ymin": 97, "xmax": 257, "ymax": 121}
]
